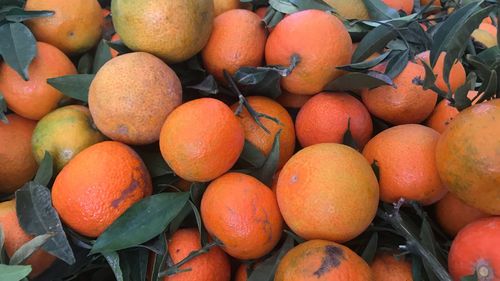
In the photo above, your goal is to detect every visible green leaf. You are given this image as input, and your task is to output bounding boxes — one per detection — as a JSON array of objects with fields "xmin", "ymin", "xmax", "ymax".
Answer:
[
  {"xmin": 419, "ymin": 58, "xmax": 437, "ymax": 90},
  {"xmin": 461, "ymin": 272, "xmax": 478, "ymax": 281},
  {"xmin": 0, "ymin": 225, "xmax": 5, "ymax": 264},
  {"xmin": 371, "ymin": 160, "xmax": 380, "ymax": 181},
  {"xmin": 264, "ymin": 7, "xmax": 285, "ymax": 28},
  {"xmin": 268, "ymin": 0, "xmax": 299, "ymax": 14},
  {"xmin": 0, "ymin": 92, "xmax": 8, "ymax": 124},
  {"xmin": 251, "ymin": 130, "xmax": 281, "ymax": 186},
  {"xmin": 92, "ymin": 39, "xmax": 112, "ymax": 74},
  {"xmin": 33, "ymin": 151, "xmax": 53, "ymax": 186},
  {"xmin": 168, "ymin": 202, "xmax": 192, "ymax": 235},
  {"xmin": 234, "ymin": 67, "xmax": 282, "ymax": 99},
  {"xmin": 361, "ymin": 232, "xmax": 378, "ymax": 263},
  {"xmin": 412, "ymin": 255, "xmax": 424, "ymax": 281},
  {"xmin": 352, "ymin": 23, "xmax": 402, "ymax": 63},
  {"xmin": 4, "ymin": 8, "xmax": 53, "ymax": 22},
  {"xmin": 135, "ymin": 149, "xmax": 173, "ymax": 178},
  {"xmin": 91, "ymin": 192, "xmax": 190, "ymax": 254},
  {"xmin": 384, "ymin": 49, "xmax": 409, "ymax": 79},
  {"xmin": 106, "ymin": 40, "xmax": 132, "ymax": 56},
  {"xmin": 189, "ymin": 182, "xmax": 207, "ymax": 207},
  {"xmin": 337, "ymin": 51, "xmax": 392, "ymax": 72},
  {"xmin": 248, "ymin": 235, "xmax": 294, "ymax": 281},
  {"xmin": 186, "ymin": 75, "xmax": 218, "ymax": 95},
  {"xmin": 453, "ymin": 73, "xmax": 476, "ymax": 110},
  {"xmin": 363, "ymin": 0, "xmax": 400, "ymax": 20},
  {"xmin": 239, "ymin": 140, "xmax": 267, "ymax": 168},
  {"xmin": 0, "ymin": 22, "xmax": 36, "ymax": 81},
  {"xmin": 420, "ymin": 217, "xmax": 440, "ymax": 281},
  {"xmin": 9, "ymin": 234, "xmax": 52, "ymax": 265},
  {"xmin": 77, "ymin": 52, "xmax": 93, "ymax": 74},
  {"xmin": 0, "ymin": 264, "xmax": 32, "ymax": 281},
  {"xmin": 148, "ymin": 234, "xmax": 167, "ymax": 281},
  {"xmin": 120, "ymin": 248, "xmax": 149, "ymax": 281},
  {"xmin": 324, "ymin": 71, "xmax": 394, "ymax": 91},
  {"xmin": 477, "ymin": 70, "xmax": 497, "ymax": 102},
  {"xmin": 476, "ymin": 46, "xmax": 500, "ymax": 67},
  {"xmin": 0, "ymin": 0, "xmax": 25, "ymax": 7},
  {"xmin": 189, "ymin": 201, "xmax": 209, "ymax": 246},
  {"xmin": 47, "ymin": 74, "xmax": 95, "ymax": 103},
  {"xmin": 465, "ymin": 54, "xmax": 492, "ymax": 83},
  {"xmin": 342, "ymin": 118, "xmax": 359, "ymax": 150},
  {"xmin": 288, "ymin": 0, "xmax": 334, "ymax": 12},
  {"xmin": 103, "ymin": 252, "xmax": 124, "ymax": 281}
]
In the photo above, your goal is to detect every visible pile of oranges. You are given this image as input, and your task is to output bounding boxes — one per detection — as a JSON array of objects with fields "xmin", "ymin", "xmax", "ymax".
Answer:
[{"xmin": 0, "ymin": 0, "xmax": 499, "ymax": 280}]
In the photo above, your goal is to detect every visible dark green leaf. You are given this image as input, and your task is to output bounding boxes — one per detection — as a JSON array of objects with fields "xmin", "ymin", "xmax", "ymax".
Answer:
[
  {"xmin": 352, "ymin": 23, "xmax": 402, "ymax": 63},
  {"xmin": 4, "ymin": 8, "xmax": 53, "ymax": 22},
  {"xmin": 0, "ymin": 0, "xmax": 25, "ymax": 7},
  {"xmin": 135, "ymin": 150, "xmax": 173, "ymax": 178},
  {"xmin": 92, "ymin": 39, "xmax": 112, "ymax": 74},
  {"xmin": 466, "ymin": 54, "xmax": 493, "ymax": 83},
  {"xmin": 234, "ymin": 67, "xmax": 282, "ymax": 99},
  {"xmin": 477, "ymin": 70, "xmax": 497, "ymax": 102},
  {"xmin": 186, "ymin": 75, "xmax": 218, "ymax": 95},
  {"xmin": 453, "ymin": 72, "xmax": 476, "ymax": 111},
  {"xmin": 189, "ymin": 201, "xmax": 208, "ymax": 246},
  {"xmin": 288, "ymin": 0, "xmax": 334, "ymax": 12},
  {"xmin": 461, "ymin": 272, "xmax": 478, "ymax": 281},
  {"xmin": 120, "ymin": 248, "xmax": 148, "ymax": 281},
  {"xmin": 248, "ymin": 235, "xmax": 294, "ymax": 281},
  {"xmin": 384, "ymin": 49, "xmax": 409, "ymax": 78},
  {"xmin": 47, "ymin": 74, "xmax": 95, "ymax": 103},
  {"xmin": 103, "ymin": 252, "xmax": 123, "ymax": 281},
  {"xmin": 325, "ymin": 71, "xmax": 394, "ymax": 91},
  {"xmin": 168, "ymin": 203, "xmax": 192, "ymax": 235},
  {"xmin": 0, "ymin": 22, "xmax": 36, "ymax": 80},
  {"xmin": 251, "ymin": 130, "xmax": 281, "ymax": 186},
  {"xmin": 420, "ymin": 217, "xmax": 440, "ymax": 281},
  {"xmin": 268, "ymin": 0, "xmax": 299, "ymax": 14},
  {"xmin": 0, "ymin": 264, "xmax": 32, "ymax": 281},
  {"xmin": 106, "ymin": 40, "xmax": 132, "ymax": 56},
  {"xmin": 283, "ymin": 229, "xmax": 305, "ymax": 243},
  {"xmin": 148, "ymin": 234, "xmax": 167, "ymax": 281},
  {"xmin": 361, "ymin": 232, "xmax": 378, "ymax": 263},
  {"xmin": 33, "ymin": 151, "xmax": 53, "ymax": 186},
  {"xmin": 476, "ymin": 46, "xmax": 500, "ymax": 66},
  {"xmin": 77, "ymin": 52, "xmax": 93, "ymax": 74},
  {"xmin": 9, "ymin": 234, "xmax": 52, "ymax": 265},
  {"xmin": 189, "ymin": 182, "xmax": 207, "ymax": 207},
  {"xmin": 0, "ymin": 225, "xmax": 5, "ymax": 264},
  {"xmin": 136, "ymin": 235, "xmax": 166, "ymax": 255},
  {"xmin": 0, "ymin": 92, "xmax": 8, "ymax": 124},
  {"xmin": 419, "ymin": 58, "xmax": 437, "ymax": 90},
  {"xmin": 363, "ymin": 0, "xmax": 400, "ymax": 20},
  {"xmin": 412, "ymin": 255, "xmax": 424, "ymax": 281},
  {"xmin": 15, "ymin": 182, "xmax": 75, "ymax": 264},
  {"xmin": 239, "ymin": 140, "xmax": 267, "ymax": 168},
  {"xmin": 91, "ymin": 192, "xmax": 190, "ymax": 254},
  {"xmin": 342, "ymin": 118, "xmax": 359, "ymax": 150},
  {"xmin": 337, "ymin": 51, "xmax": 391, "ymax": 72},
  {"xmin": 266, "ymin": 9, "xmax": 285, "ymax": 28},
  {"xmin": 371, "ymin": 160, "xmax": 380, "ymax": 181}
]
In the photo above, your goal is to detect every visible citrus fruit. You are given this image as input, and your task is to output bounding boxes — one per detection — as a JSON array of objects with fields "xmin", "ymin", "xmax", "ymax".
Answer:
[
  {"xmin": 164, "ymin": 228, "xmax": 231, "ymax": 281},
  {"xmin": 383, "ymin": 0, "xmax": 413, "ymax": 14},
  {"xmin": 52, "ymin": 141, "xmax": 152, "ymax": 237},
  {"xmin": 363, "ymin": 124, "xmax": 447, "ymax": 205},
  {"xmin": 234, "ymin": 263, "xmax": 251, "ymax": 281},
  {"xmin": 274, "ymin": 239, "xmax": 374, "ymax": 281},
  {"xmin": 265, "ymin": 9, "xmax": 352, "ymax": 95},
  {"xmin": 324, "ymin": 0, "xmax": 370, "ymax": 20},
  {"xmin": 0, "ymin": 42, "xmax": 77, "ymax": 120},
  {"xmin": 435, "ymin": 99, "xmax": 500, "ymax": 215},
  {"xmin": 112, "ymin": 0, "xmax": 214, "ymax": 63},
  {"xmin": 277, "ymin": 143, "xmax": 379, "ymax": 242},
  {"xmin": 159, "ymin": 98, "xmax": 244, "ymax": 182},
  {"xmin": 295, "ymin": 92, "xmax": 373, "ymax": 149},
  {"xmin": 201, "ymin": 172, "xmax": 283, "ymax": 260},
  {"xmin": 255, "ymin": 6, "xmax": 268, "ymax": 19},
  {"xmin": 276, "ymin": 91, "xmax": 312, "ymax": 109},
  {"xmin": 415, "ymin": 51, "xmax": 466, "ymax": 93},
  {"xmin": 0, "ymin": 114, "xmax": 37, "ymax": 194},
  {"xmin": 421, "ymin": 0, "xmax": 441, "ymax": 6},
  {"xmin": 31, "ymin": 105, "xmax": 105, "ymax": 172},
  {"xmin": 202, "ymin": 9, "xmax": 266, "ymax": 83},
  {"xmin": 109, "ymin": 33, "xmax": 121, "ymax": 58},
  {"xmin": 25, "ymin": 0, "xmax": 103, "ymax": 54},
  {"xmin": 361, "ymin": 61, "xmax": 438, "ymax": 125},
  {"xmin": 89, "ymin": 52, "xmax": 182, "ymax": 145},
  {"xmin": 213, "ymin": 0, "xmax": 240, "ymax": 16},
  {"xmin": 371, "ymin": 252, "xmax": 413, "ymax": 281},
  {"xmin": 448, "ymin": 217, "xmax": 500, "ymax": 281},
  {"xmin": 479, "ymin": 22, "xmax": 497, "ymax": 37},
  {"xmin": 425, "ymin": 91, "xmax": 479, "ymax": 133},
  {"xmin": 230, "ymin": 96, "xmax": 295, "ymax": 168}
]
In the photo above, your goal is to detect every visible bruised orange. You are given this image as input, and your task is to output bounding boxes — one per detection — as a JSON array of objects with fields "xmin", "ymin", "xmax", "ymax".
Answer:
[
  {"xmin": 415, "ymin": 51, "xmax": 466, "ymax": 93},
  {"xmin": 371, "ymin": 252, "xmax": 413, "ymax": 281}
]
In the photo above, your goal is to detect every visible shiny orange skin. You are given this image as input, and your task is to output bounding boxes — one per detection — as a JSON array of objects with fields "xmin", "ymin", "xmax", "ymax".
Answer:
[
  {"xmin": 434, "ymin": 193, "xmax": 491, "ymax": 237},
  {"xmin": 363, "ymin": 124, "xmax": 446, "ymax": 205},
  {"xmin": 0, "ymin": 114, "xmax": 38, "ymax": 194},
  {"xmin": 371, "ymin": 252, "xmax": 413, "ymax": 281},
  {"xmin": 202, "ymin": 9, "xmax": 266, "ymax": 83},
  {"xmin": 382, "ymin": 0, "xmax": 413, "ymax": 14},
  {"xmin": 274, "ymin": 240, "xmax": 374, "ymax": 281},
  {"xmin": 276, "ymin": 91, "xmax": 311, "ymax": 108},
  {"xmin": 415, "ymin": 51, "xmax": 466, "ymax": 93},
  {"xmin": 89, "ymin": 52, "xmax": 182, "ymax": 145},
  {"xmin": 110, "ymin": 33, "xmax": 121, "ymax": 58},
  {"xmin": 277, "ymin": 143, "xmax": 379, "ymax": 242},
  {"xmin": 265, "ymin": 10, "xmax": 352, "ymax": 95},
  {"xmin": 0, "ymin": 200, "xmax": 56, "ymax": 278},
  {"xmin": 52, "ymin": 141, "xmax": 152, "ymax": 237},
  {"xmin": 230, "ymin": 96, "xmax": 295, "ymax": 168},
  {"xmin": 25, "ymin": 0, "xmax": 103, "ymax": 54},
  {"xmin": 164, "ymin": 228, "xmax": 231, "ymax": 281},
  {"xmin": 448, "ymin": 217, "xmax": 500, "ymax": 281},
  {"xmin": 201, "ymin": 173, "xmax": 283, "ymax": 260},
  {"xmin": 361, "ymin": 62, "xmax": 437, "ymax": 125},
  {"xmin": 436, "ymin": 99, "xmax": 500, "ymax": 215},
  {"xmin": 0, "ymin": 42, "xmax": 77, "ymax": 120},
  {"xmin": 160, "ymin": 98, "xmax": 245, "ymax": 182},
  {"xmin": 295, "ymin": 92, "xmax": 373, "ymax": 149}
]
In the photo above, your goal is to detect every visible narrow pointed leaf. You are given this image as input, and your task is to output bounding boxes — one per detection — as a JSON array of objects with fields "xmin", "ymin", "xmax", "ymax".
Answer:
[
  {"xmin": 0, "ymin": 264, "xmax": 32, "ymax": 281},
  {"xmin": 186, "ymin": 75, "xmax": 218, "ymax": 95},
  {"xmin": 268, "ymin": 0, "xmax": 299, "ymax": 14},
  {"xmin": 352, "ymin": 23, "xmax": 402, "ymax": 63},
  {"xmin": 251, "ymin": 130, "xmax": 281, "ymax": 186},
  {"xmin": 337, "ymin": 51, "xmax": 391, "ymax": 72},
  {"xmin": 384, "ymin": 49, "xmax": 409, "ymax": 79},
  {"xmin": 103, "ymin": 252, "xmax": 123, "ymax": 281},
  {"xmin": 120, "ymin": 248, "xmax": 148, "ymax": 281},
  {"xmin": 47, "ymin": 74, "xmax": 95, "ymax": 103},
  {"xmin": 77, "ymin": 52, "xmax": 93, "ymax": 74},
  {"xmin": 0, "ymin": 92, "xmax": 8, "ymax": 124},
  {"xmin": 248, "ymin": 235, "xmax": 294, "ymax": 281},
  {"xmin": 363, "ymin": 0, "xmax": 400, "ymax": 20},
  {"xmin": 106, "ymin": 40, "xmax": 132, "ymax": 56},
  {"xmin": 361, "ymin": 232, "xmax": 378, "ymax": 263},
  {"xmin": 9, "ymin": 234, "xmax": 52, "ymax": 265},
  {"xmin": 92, "ymin": 39, "xmax": 112, "ymax": 74},
  {"xmin": 288, "ymin": 0, "xmax": 333, "ymax": 11},
  {"xmin": 33, "ymin": 151, "xmax": 53, "ymax": 186},
  {"xmin": 0, "ymin": 22, "xmax": 36, "ymax": 81},
  {"xmin": 239, "ymin": 140, "xmax": 267, "ymax": 168},
  {"xmin": 5, "ymin": 8, "xmax": 53, "ymax": 22},
  {"xmin": 0, "ymin": 226, "xmax": 5, "ymax": 264},
  {"xmin": 325, "ymin": 71, "xmax": 393, "ymax": 91}
]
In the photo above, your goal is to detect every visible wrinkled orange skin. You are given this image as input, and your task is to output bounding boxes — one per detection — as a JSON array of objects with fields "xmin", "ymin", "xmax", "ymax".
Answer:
[
  {"xmin": 448, "ymin": 218, "xmax": 500, "ymax": 281},
  {"xmin": 0, "ymin": 114, "xmax": 38, "ymax": 194},
  {"xmin": 277, "ymin": 143, "xmax": 379, "ymax": 242},
  {"xmin": 160, "ymin": 98, "xmax": 244, "ymax": 182},
  {"xmin": 415, "ymin": 51, "xmax": 466, "ymax": 93},
  {"xmin": 0, "ymin": 42, "xmax": 77, "ymax": 120},
  {"xmin": 0, "ymin": 200, "xmax": 56, "ymax": 278},
  {"xmin": 363, "ymin": 124, "xmax": 446, "ymax": 205},
  {"xmin": 265, "ymin": 10, "xmax": 352, "ymax": 95},
  {"xmin": 434, "ymin": 193, "xmax": 491, "ymax": 237},
  {"xmin": 89, "ymin": 52, "xmax": 182, "ymax": 145},
  {"xmin": 230, "ymin": 96, "xmax": 295, "ymax": 168},
  {"xmin": 52, "ymin": 141, "xmax": 152, "ymax": 237},
  {"xmin": 436, "ymin": 99, "xmax": 500, "ymax": 215},
  {"xmin": 275, "ymin": 240, "xmax": 374, "ymax": 281},
  {"xmin": 371, "ymin": 252, "xmax": 413, "ymax": 281},
  {"xmin": 382, "ymin": 0, "xmax": 413, "ymax": 14},
  {"xmin": 164, "ymin": 228, "xmax": 231, "ymax": 281},
  {"xmin": 202, "ymin": 9, "xmax": 266, "ymax": 83},
  {"xmin": 361, "ymin": 62, "xmax": 437, "ymax": 125},
  {"xmin": 201, "ymin": 173, "xmax": 283, "ymax": 260},
  {"xmin": 213, "ymin": 0, "xmax": 241, "ymax": 17},
  {"xmin": 295, "ymin": 92, "xmax": 373, "ymax": 149}
]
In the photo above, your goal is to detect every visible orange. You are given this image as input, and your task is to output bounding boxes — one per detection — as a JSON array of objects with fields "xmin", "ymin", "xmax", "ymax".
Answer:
[
  {"xmin": 295, "ymin": 92, "xmax": 373, "ymax": 149},
  {"xmin": 371, "ymin": 252, "xmax": 413, "ymax": 281},
  {"xmin": 276, "ymin": 91, "xmax": 312, "ymax": 108},
  {"xmin": 0, "ymin": 42, "xmax": 77, "ymax": 120},
  {"xmin": 324, "ymin": 0, "xmax": 370, "ymax": 20},
  {"xmin": 112, "ymin": 0, "xmax": 214, "ymax": 63},
  {"xmin": 255, "ymin": 7, "xmax": 267, "ymax": 19},
  {"xmin": 52, "ymin": 141, "xmax": 152, "ymax": 237},
  {"xmin": 109, "ymin": 33, "xmax": 121, "ymax": 58},
  {"xmin": 435, "ymin": 99, "xmax": 500, "ymax": 215},
  {"xmin": 434, "ymin": 193, "xmax": 491, "ymax": 237},
  {"xmin": 0, "ymin": 114, "xmax": 37, "ymax": 194},
  {"xmin": 425, "ymin": 91, "xmax": 479, "ymax": 133},
  {"xmin": 200, "ymin": 172, "xmax": 283, "ymax": 259},
  {"xmin": 265, "ymin": 10, "xmax": 352, "ymax": 95},
  {"xmin": 0, "ymin": 200, "xmax": 56, "ymax": 278},
  {"xmin": 89, "ymin": 52, "xmax": 182, "ymax": 145},
  {"xmin": 363, "ymin": 124, "xmax": 446, "ymax": 205},
  {"xmin": 160, "ymin": 98, "xmax": 245, "ymax": 182},
  {"xmin": 448, "ymin": 217, "xmax": 500, "ymax": 281},
  {"xmin": 25, "ymin": 0, "xmax": 103, "ymax": 54},
  {"xmin": 361, "ymin": 61, "xmax": 437, "ymax": 125},
  {"xmin": 31, "ymin": 105, "xmax": 105, "ymax": 172},
  {"xmin": 202, "ymin": 9, "xmax": 266, "ymax": 83},
  {"xmin": 479, "ymin": 23, "xmax": 497, "ymax": 37},
  {"xmin": 213, "ymin": 0, "xmax": 240, "ymax": 16},
  {"xmin": 472, "ymin": 27, "xmax": 497, "ymax": 48},
  {"xmin": 164, "ymin": 228, "xmax": 231, "ymax": 281},
  {"xmin": 234, "ymin": 263, "xmax": 251, "ymax": 281},
  {"xmin": 421, "ymin": 0, "xmax": 441, "ymax": 6},
  {"xmin": 275, "ymin": 240, "xmax": 374, "ymax": 281},
  {"xmin": 230, "ymin": 96, "xmax": 295, "ymax": 168},
  {"xmin": 415, "ymin": 51, "xmax": 466, "ymax": 93},
  {"xmin": 277, "ymin": 143, "xmax": 379, "ymax": 242},
  {"xmin": 382, "ymin": 0, "xmax": 413, "ymax": 14}
]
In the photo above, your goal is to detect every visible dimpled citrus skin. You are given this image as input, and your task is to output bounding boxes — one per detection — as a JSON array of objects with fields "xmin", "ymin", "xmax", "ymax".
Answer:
[
  {"xmin": 159, "ymin": 98, "xmax": 245, "ymax": 182},
  {"xmin": 415, "ymin": 51, "xmax": 466, "ymax": 93},
  {"xmin": 277, "ymin": 143, "xmax": 379, "ymax": 242},
  {"xmin": 274, "ymin": 240, "xmax": 374, "ymax": 281},
  {"xmin": 89, "ymin": 52, "xmax": 182, "ymax": 145},
  {"xmin": 265, "ymin": 10, "xmax": 352, "ymax": 95},
  {"xmin": 201, "ymin": 173, "xmax": 283, "ymax": 260},
  {"xmin": 52, "ymin": 141, "xmax": 152, "ymax": 237},
  {"xmin": 0, "ymin": 42, "xmax": 77, "ymax": 120},
  {"xmin": 371, "ymin": 252, "xmax": 413, "ymax": 281}
]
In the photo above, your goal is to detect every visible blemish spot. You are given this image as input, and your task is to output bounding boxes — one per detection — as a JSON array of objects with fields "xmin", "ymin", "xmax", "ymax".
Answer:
[
  {"xmin": 291, "ymin": 175, "xmax": 298, "ymax": 183},
  {"xmin": 175, "ymin": 249, "xmax": 180, "ymax": 253},
  {"xmin": 61, "ymin": 149, "xmax": 73, "ymax": 160},
  {"xmin": 112, "ymin": 180, "xmax": 139, "ymax": 208},
  {"xmin": 68, "ymin": 31, "xmax": 75, "ymax": 37},
  {"xmin": 117, "ymin": 124, "xmax": 129, "ymax": 135},
  {"xmin": 313, "ymin": 245, "xmax": 345, "ymax": 277}
]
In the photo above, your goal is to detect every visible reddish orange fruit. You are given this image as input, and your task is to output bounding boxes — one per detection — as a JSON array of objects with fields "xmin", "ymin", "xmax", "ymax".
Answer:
[
  {"xmin": 415, "ymin": 51, "xmax": 466, "ymax": 93},
  {"xmin": 425, "ymin": 91, "xmax": 479, "ymax": 133},
  {"xmin": 255, "ymin": 7, "xmax": 267, "ymax": 19},
  {"xmin": 383, "ymin": 0, "xmax": 413, "ymax": 14},
  {"xmin": 234, "ymin": 263, "xmax": 251, "ymax": 281},
  {"xmin": 371, "ymin": 252, "xmax": 413, "ymax": 281},
  {"xmin": 479, "ymin": 22, "xmax": 497, "ymax": 37},
  {"xmin": 276, "ymin": 91, "xmax": 312, "ymax": 108},
  {"xmin": 213, "ymin": 0, "xmax": 240, "ymax": 17}
]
